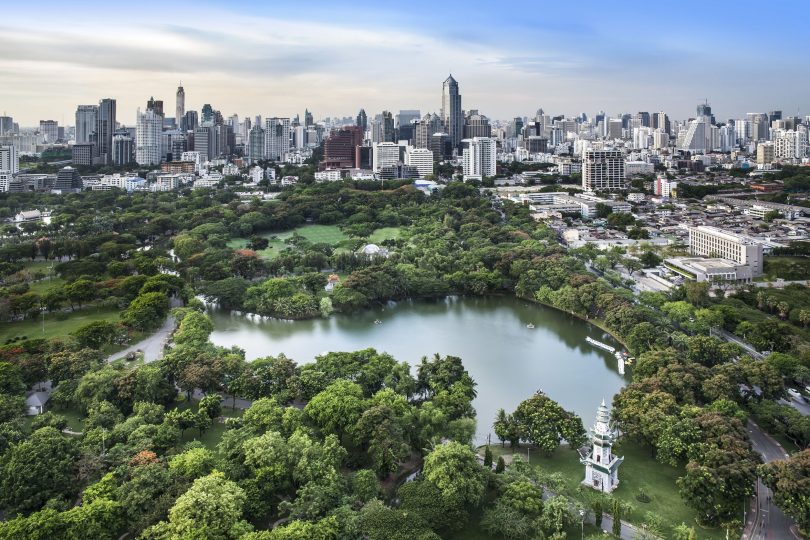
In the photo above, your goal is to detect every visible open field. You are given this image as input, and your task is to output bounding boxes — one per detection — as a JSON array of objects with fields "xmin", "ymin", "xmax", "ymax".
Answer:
[
  {"xmin": 228, "ymin": 224, "xmax": 350, "ymax": 260},
  {"xmin": 367, "ymin": 226, "xmax": 402, "ymax": 243},
  {"xmin": 488, "ymin": 440, "xmax": 729, "ymax": 540},
  {"xmin": 0, "ymin": 306, "xmax": 121, "ymax": 343}
]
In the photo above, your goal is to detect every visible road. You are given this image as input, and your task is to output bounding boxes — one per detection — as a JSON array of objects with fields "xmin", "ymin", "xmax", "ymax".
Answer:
[
  {"xmin": 105, "ymin": 315, "xmax": 176, "ymax": 364},
  {"xmin": 743, "ymin": 420, "xmax": 798, "ymax": 540},
  {"xmin": 712, "ymin": 327, "xmax": 765, "ymax": 361}
]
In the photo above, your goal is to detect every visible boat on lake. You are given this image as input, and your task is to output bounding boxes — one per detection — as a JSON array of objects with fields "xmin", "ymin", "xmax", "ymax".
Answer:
[{"xmin": 526, "ymin": 323, "xmax": 535, "ymax": 329}]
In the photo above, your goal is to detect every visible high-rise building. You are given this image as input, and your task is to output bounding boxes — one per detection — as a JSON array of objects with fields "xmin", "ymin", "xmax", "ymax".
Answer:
[
  {"xmin": 747, "ymin": 113, "xmax": 770, "ymax": 141},
  {"xmin": 0, "ymin": 116, "xmax": 14, "ymax": 136},
  {"xmin": 0, "ymin": 145, "xmax": 19, "ymax": 174},
  {"xmin": 652, "ymin": 112, "xmax": 671, "ymax": 134},
  {"xmin": 756, "ymin": 142, "xmax": 774, "ymax": 165},
  {"xmin": 146, "ymin": 97, "xmax": 164, "ymax": 118},
  {"xmin": 582, "ymin": 149, "xmax": 625, "ymax": 191},
  {"xmin": 71, "ymin": 144, "xmax": 95, "ymax": 166},
  {"xmin": 304, "ymin": 109, "xmax": 314, "ymax": 127},
  {"xmin": 182, "ymin": 111, "xmax": 198, "ymax": 133},
  {"xmin": 696, "ymin": 102, "xmax": 714, "ymax": 124},
  {"xmin": 463, "ymin": 110, "xmax": 492, "ymax": 139},
  {"xmin": 415, "ymin": 113, "xmax": 444, "ymax": 149},
  {"xmin": 113, "ymin": 134, "xmax": 134, "ymax": 165},
  {"xmin": 39, "ymin": 120, "xmax": 59, "ymax": 143},
  {"xmin": 201, "ymin": 104, "xmax": 214, "ymax": 125},
  {"xmin": 75, "ymin": 105, "xmax": 98, "ymax": 144},
  {"xmin": 247, "ymin": 125, "xmax": 266, "ymax": 163},
  {"xmin": 194, "ymin": 126, "xmax": 214, "ymax": 162},
  {"xmin": 96, "ymin": 98, "xmax": 116, "ymax": 165},
  {"xmin": 396, "ymin": 110, "xmax": 421, "ymax": 128},
  {"xmin": 371, "ymin": 111, "xmax": 395, "ymax": 143},
  {"xmin": 441, "ymin": 74, "xmax": 462, "ymax": 149},
  {"xmin": 265, "ymin": 117, "xmax": 291, "ymax": 161},
  {"xmin": 404, "ymin": 146, "xmax": 434, "ymax": 178},
  {"xmin": 372, "ymin": 142, "xmax": 400, "ymax": 172},
  {"xmin": 429, "ymin": 132, "xmax": 451, "ymax": 162},
  {"xmin": 323, "ymin": 126, "xmax": 363, "ymax": 169},
  {"xmin": 461, "ymin": 137, "xmax": 496, "ymax": 181},
  {"xmin": 176, "ymin": 85, "xmax": 185, "ymax": 126},
  {"xmin": 136, "ymin": 108, "xmax": 163, "ymax": 165},
  {"xmin": 654, "ymin": 175, "xmax": 677, "ymax": 197},
  {"xmin": 356, "ymin": 109, "xmax": 367, "ymax": 132},
  {"xmin": 768, "ymin": 110, "xmax": 782, "ymax": 123},
  {"xmin": 678, "ymin": 116, "xmax": 711, "ymax": 153}
]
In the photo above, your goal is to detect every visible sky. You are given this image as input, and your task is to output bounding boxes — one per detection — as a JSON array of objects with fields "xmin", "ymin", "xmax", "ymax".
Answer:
[{"xmin": 1, "ymin": 0, "xmax": 808, "ymax": 126}]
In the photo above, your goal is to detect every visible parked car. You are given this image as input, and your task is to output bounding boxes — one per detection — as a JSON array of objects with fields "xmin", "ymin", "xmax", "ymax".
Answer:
[{"xmin": 787, "ymin": 388, "xmax": 804, "ymax": 402}]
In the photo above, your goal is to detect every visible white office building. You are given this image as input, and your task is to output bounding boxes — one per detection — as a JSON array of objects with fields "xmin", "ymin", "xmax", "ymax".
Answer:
[
  {"xmin": 462, "ymin": 137, "xmax": 496, "ymax": 181},
  {"xmin": 136, "ymin": 109, "xmax": 163, "ymax": 166},
  {"xmin": 404, "ymin": 146, "xmax": 434, "ymax": 178},
  {"xmin": 372, "ymin": 142, "xmax": 400, "ymax": 172},
  {"xmin": 773, "ymin": 129, "xmax": 807, "ymax": 161},
  {"xmin": 688, "ymin": 226, "xmax": 763, "ymax": 276},
  {"xmin": 582, "ymin": 149, "xmax": 625, "ymax": 191}
]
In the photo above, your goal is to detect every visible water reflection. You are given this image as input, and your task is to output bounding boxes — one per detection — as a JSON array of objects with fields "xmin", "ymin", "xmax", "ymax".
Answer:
[{"xmin": 208, "ymin": 296, "xmax": 629, "ymax": 444}]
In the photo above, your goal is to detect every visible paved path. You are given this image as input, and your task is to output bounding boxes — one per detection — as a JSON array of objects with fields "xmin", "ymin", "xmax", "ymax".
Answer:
[
  {"xmin": 778, "ymin": 396, "xmax": 810, "ymax": 417},
  {"xmin": 105, "ymin": 315, "xmax": 176, "ymax": 364},
  {"xmin": 712, "ymin": 327, "xmax": 765, "ymax": 361},
  {"xmin": 742, "ymin": 420, "xmax": 798, "ymax": 540}
]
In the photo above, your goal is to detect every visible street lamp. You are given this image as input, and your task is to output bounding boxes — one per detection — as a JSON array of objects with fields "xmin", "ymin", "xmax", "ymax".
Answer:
[{"xmin": 579, "ymin": 509, "xmax": 585, "ymax": 540}]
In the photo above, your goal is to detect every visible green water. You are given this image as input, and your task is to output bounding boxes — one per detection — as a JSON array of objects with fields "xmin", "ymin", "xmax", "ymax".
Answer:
[{"xmin": 209, "ymin": 296, "xmax": 629, "ymax": 444}]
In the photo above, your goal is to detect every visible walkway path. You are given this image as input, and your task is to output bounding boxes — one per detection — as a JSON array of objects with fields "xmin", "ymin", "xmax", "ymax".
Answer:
[{"xmin": 105, "ymin": 315, "xmax": 176, "ymax": 364}]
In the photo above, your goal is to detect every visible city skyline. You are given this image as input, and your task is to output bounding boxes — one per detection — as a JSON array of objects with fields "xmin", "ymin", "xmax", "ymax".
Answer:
[{"xmin": 2, "ymin": 0, "xmax": 809, "ymax": 125}]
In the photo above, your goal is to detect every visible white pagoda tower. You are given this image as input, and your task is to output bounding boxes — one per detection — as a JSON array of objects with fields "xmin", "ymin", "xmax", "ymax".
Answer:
[{"xmin": 580, "ymin": 399, "xmax": 623, "ymax": 493}]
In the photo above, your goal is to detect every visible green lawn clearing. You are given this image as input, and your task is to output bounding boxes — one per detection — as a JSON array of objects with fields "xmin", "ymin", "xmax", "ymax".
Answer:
[
  {"xmin": 368, "ymin": 227, "xmax": 402, "ymax": 243},
  {"xmin": 0, "ymin": 306, "xmax": 121, "ymax": 344},
  {"xmin": 174, "ymin": 399, "xmax": 244, "ymax": 450},
  {"xmin": 488, "ymin": 441, "xmax": 729, "ymax": 540},
  {"xmin": 228, "ymin": 224, "xmax": 349, "ymax": 260}
]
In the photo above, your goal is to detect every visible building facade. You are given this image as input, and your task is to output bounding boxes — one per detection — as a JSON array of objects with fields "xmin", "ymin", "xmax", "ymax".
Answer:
[
  {"xmin": 136, "ymin": 109, "xmax": 163, "ymax": 166},
  {"xmin": 441, "ymin": 75, "xmax": 462, "ymax": 149},
  {"xmin": 688, "ymin": 226, "xmax": 763, "ymax": 276},
  {"xmin": 462, "ymin": 137, "xmax": 496, "ymax": 181},
  {"xmin": 582, "ymin": 149, "xmax": 625, "ymax": 191}
]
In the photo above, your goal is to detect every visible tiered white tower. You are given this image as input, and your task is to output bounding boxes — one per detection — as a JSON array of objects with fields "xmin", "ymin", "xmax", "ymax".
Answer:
[{"xmin": 580, "ymin": 399, "xmax": 623, "ymax": 493}]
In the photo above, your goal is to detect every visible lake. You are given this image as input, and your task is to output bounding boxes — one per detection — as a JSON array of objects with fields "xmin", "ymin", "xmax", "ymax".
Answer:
[{"xmin": 208, "ymin": 296, "xmax": 629, "ymax": 444}]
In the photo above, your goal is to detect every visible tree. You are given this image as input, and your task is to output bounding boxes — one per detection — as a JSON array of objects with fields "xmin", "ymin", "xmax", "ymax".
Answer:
[
  {"xmin": 495, "ymin": 456, "xmax": 505, "ymax": 473},
  {"xmin": 72, "ymin": 320, "xmax": 119, "ymax": 349},
  {"xmin": 483, "ymin": 446, "xmax": 493, "ymax": 468},
  {"xmin": 122, "ymin": 292, "xmax": 169, "ymax": 331},
  {"xmin": 422, "ymin": 441, "xmax": 486, "ymax": 508},
  {"xmin": 199, "ymin": 394, "xmax": 223, "ymax": 420},
  {"xmin": 304, "ymin": 380, "xmax": 366, "ymax": 440},
  {"xmin": 759, "ymin": 449, "xmax": 810, "ymax": 532},
  {"xmin": 510, "ymin": 392, "xmax": 586, "ymax": 455},
  {"xmin": 144, "ymin": 472, "xmax": 252, "ymax": 539},
  {"xmin": 169, "ymin": 446, "xmax": 217, "ymax": 479},
  {"xmin": 64, "ymin": 279, "xmax": 96, "ymax": 309},
  {"xmin": 0, "ymin": 427, "xmax": 80, "ymax": 514}
]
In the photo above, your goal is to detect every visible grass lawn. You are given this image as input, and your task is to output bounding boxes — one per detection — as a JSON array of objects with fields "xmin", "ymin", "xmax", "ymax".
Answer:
[
  {"xmin": 0, "ymin": 306, "xmax": 121, "ymax": 343},
  {"xmin": 28, "ymin": 277, "xmax": 66, "ymax": 294},
  {"xmin": 367, "ymin": 227, "xmax": 402, "ymax": 243},
  {"xmin": 488, "ymin": 441, "xmax": 729, "ymax": 540},
  {"xmin": 761, "ymin": 256, "xmax": 810, "ymax": 281},
  {"xmin": 228, "ymin": 224, "xmax": 349, "ymax": 260},
  {"xmin": 174, "ymin": 399, "xmax": 243, "ymax": 450}
]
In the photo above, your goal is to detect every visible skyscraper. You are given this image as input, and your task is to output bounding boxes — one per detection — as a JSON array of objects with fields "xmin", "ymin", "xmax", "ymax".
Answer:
[
  {"xmin": 415, "ymin": 113, "xmax": 444, "ymax": 149},
  {"xmin": 176, "ymin": 85, "xmax": 185, "ymax": 126},
  {"xmin": 304, "ymin": 109, "xmax": 314, "ymax": 127},
  {"xmin": 265, "ymin": 117, "xmax": 291, "ymax": 161},
  {"xmin": 201, "ymin": 104, "xmax": 214, "ymax": 125},
  {"xmin": 39, "ymin": 120, "xmax": 59, "ymax": 143},
  {"xmin": 146, "ymin": 97, "xmax": 164, "ymax": 118},
  {"xmin": 323, "ymin": 126, "xmax": 363, "ymax": 169},
  {"xmin": 463, "ymin": 110, "xmax": 491, "ymax": 139},
  {"xmin": 247, "ymin": 125, "xmax": 266, "ymax": 163},
  {"xmin": 356, "ymin": 109, "xmax": 367, "ymax": 132},
  {"xmin": 75, "ymin": 105, "xmax": 98, "ymax": 145},
  {"xmin": 441, "ymin": 75, "xmax": 462, "ymax": 149},
  {"xmin": 182, "ymin": 111, "xmax": 198, "ymax": 133},
  {"xmin": 136, "ymin": 108, "xmax": 163, "ymax": 165},
  {"xmin": 97, "ymin": 98, "xmax": 117, "ymax": 165}
]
